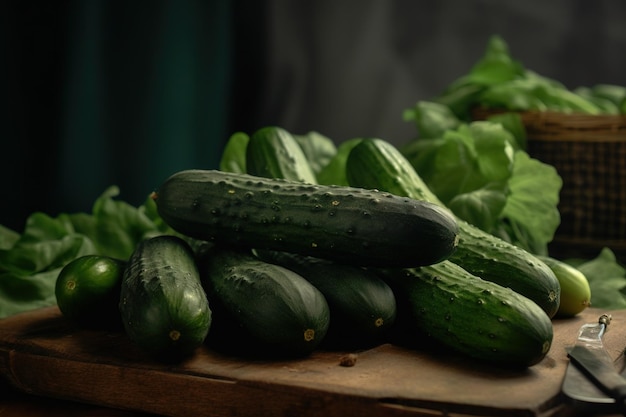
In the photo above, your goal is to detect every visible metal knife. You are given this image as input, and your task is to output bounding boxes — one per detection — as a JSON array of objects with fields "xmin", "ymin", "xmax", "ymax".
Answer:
[{"xmin": 562, "ymin": 314, "xmax": 626, "ymax": 415}]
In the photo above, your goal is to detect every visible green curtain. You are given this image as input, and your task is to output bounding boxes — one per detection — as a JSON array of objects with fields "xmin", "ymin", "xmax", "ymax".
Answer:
[
  {"xmin": 2, "ymin": 0, "xmax": 233, "ymax": 230},
  {"xmin": 59, "ymin": 0, "xmax": 233, "ymax": 210}
]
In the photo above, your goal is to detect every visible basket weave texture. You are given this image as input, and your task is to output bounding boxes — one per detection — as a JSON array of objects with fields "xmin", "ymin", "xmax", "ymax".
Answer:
[{"xmin": 473, "ymin": 109, "xmax": 626, "ymax": 252}]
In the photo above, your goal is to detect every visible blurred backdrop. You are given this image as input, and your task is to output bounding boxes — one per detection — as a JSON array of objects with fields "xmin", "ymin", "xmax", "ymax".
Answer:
[{"xmin": 2, "ymin": 0, "xmax": 626, "ymax": 231}]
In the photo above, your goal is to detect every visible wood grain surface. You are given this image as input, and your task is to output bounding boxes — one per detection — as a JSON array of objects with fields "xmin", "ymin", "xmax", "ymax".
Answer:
[{"xmin": 0, "ymin": 306, "xmax": 625, "ymax": 417}]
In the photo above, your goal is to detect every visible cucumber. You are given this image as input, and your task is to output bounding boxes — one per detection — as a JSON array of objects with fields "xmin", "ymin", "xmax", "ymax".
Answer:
[
  {"xmin": 201, "ymin": 248, "xmax": 330, "ymax": 357},
  {"xmin": 246, "ymin": 126, "xmax": 318, "ymax": 184},
  {"xmin": 119, "ymin": 235, "xmax": 211, "ymax": 361},
  {"xmin": 154, "ymin": 169, "xmax": 459, "ymax": 268},
  {"xmin": 379, "ymin": 261, "xmax": 553, "ymax": 367},
  {"xmin": 345, "ymin": 138, "xmax": 560, "ymax": 317},
  {"xmin": 255, "ymin": 249, "xmax": 397, "ymax": 348},
  {"xmin": 246, "ymin": 130, "xmax": 396, "ymax": 348},
  {"xmin": 538, "ymin": 256, "xmax": 591, "ymax": 317}
]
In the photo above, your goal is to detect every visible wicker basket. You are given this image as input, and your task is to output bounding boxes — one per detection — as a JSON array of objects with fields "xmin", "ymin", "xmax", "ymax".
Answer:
[{"xmin": 473, "ymin": 108, "xmax": 626, "ymax": 260}]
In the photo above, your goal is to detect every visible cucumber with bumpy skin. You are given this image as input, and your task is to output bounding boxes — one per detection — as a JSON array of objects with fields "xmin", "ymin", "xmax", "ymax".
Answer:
[
  {"xmin": 255, "ymin": 249, "xmax": 397, "ymax": 348},
  {"xmin": 119, "ymin": 235, "xmax": 212, "ymax": 361},
  {"xmin": 379, "ymin": 261, "xmax": 553, "ymax": 367},
  {"xmin": 201, "ymin": 248, "xmax": 330, "ymax": 358},
  {"xmin": 246, "ymin": 126, "xmax": 318, "ymax": 184},
  {"xmin": 346, "ymin": 138, "xmax": 560, "ymax": 317},
  {"xmin": 154, "ymin": 169, "xmax": 459, "ymax": 268}
]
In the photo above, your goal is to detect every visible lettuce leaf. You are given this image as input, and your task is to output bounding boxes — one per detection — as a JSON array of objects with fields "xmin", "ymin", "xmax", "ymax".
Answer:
[
  {"xmin": 447, "ymin": 184, "xmax": 507, "ymax": 232},
  {"xmin": 402, "ymin": 118, "xmax": 562, "ymax": 255},
  {"xmin": 493, "ymin": 151, "xmax": 562, "ymax": 255},
  {"xmin": 0, "ymin": 186, "xmax": 173, "ymax": 318},
  {"xmin": 575, "ymin": 248, "xmax": 626, "ymax": 309},
  {"xmin": 293, "ymin": 131, "xmax": 337, "ymax": 176},
  {"xmin": 405, "ymin": 121, "xmax": 514, "ymax": 205},
  {"xmin": 402, "ymin": 100, "xmax": 462, "ymax": 139},
  {"xmin": 219, "ymin": 131, "xmax": 249, "ymax": 174}
]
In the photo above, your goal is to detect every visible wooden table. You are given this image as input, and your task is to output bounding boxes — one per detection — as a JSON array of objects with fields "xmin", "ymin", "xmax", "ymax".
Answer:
[
  {"xmin": 0, "ymin": 379, "xmax": 154, "ymax": 416},
  {"xmin": 1, "ymin": 306, "xmax": 625, "ymax": 417}
]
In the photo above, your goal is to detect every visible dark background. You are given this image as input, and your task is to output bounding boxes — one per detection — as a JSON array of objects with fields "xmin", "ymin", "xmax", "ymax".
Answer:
[{"xmin": 2, "ymin": 0, "xmax": 626, "ymax": 232}]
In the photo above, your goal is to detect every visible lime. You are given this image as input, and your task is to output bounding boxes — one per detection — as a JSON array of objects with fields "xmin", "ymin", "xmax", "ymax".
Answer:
[
  {"xmin": 539, "ymin": 256, "xmax": 591, "ymax": 317},
  {"xmin": 55, "ymin": 255, "xmax": 126, "ymax": 329},
  {"xmin": 554, "ymin": 262, "xmax": 592, "ymax": 317}
]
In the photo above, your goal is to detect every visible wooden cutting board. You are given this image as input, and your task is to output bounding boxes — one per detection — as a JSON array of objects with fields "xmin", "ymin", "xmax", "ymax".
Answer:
[{"xmin": 0, "ymin": 306, "xmax": 625, "ymax": 417}]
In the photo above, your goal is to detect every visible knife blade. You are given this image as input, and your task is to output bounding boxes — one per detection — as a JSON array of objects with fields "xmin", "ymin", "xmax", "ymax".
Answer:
[
  {"xmin": 565, "ymin": 314, "xmax": 626, "ymax": 414},
  {"xmin": 561, "ymin": 314, "xmax": 618, "ymax": 413}
]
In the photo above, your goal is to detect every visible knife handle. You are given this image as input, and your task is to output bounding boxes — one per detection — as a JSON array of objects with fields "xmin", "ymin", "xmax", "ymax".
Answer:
[{"xmin": 613, "ymin": 386, "xmax": 626, "ymax": 416}]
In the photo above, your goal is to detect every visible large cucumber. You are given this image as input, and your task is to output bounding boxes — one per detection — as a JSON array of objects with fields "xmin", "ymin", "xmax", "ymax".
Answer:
[
  {"xmin": 201, "ymin": 248, "xmax": 330, "ymax": 358},
  {"xmin": 255, "ymin": 249, "xmax": 397, "ymax": 348},
  {"xmin": 153, "ymin": 169, "xmax": 459, "ymax": 268},
  {"xmin": 345, "ymin": 138, "xmax": 560, "ymax": 317},
  {"xmin": 119, "ymin": 235, "xmax": 212, "ymax": 361},
  {"xmin": 379, "ymin": 261, "xmax": 553, "ymax": 367}
]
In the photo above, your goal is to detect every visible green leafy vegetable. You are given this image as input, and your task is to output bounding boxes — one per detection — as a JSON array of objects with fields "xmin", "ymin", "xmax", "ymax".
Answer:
[
  {"xmin": 432, "ymin": 35, "xmax": 603, "ymax": 119},
  {"xmin": 434, "ymin": 82, "xmax": 485, "ymax": 120},
  {"xmin": 590, "ymin": 84, "xmax": 626, "ymax": 111},
  {"xmin": 403, "ymin": 122, "xmax": 515, "ymax": 205},
  {"xmin": 575, "ymin": 248, "xmax": 626, "ymax": 309},
  {"xmin": 292, "ymin": 131, "xmax": 337, "ymax": 176},
  {"xmin": 0, "ymin": 225, "xmax": 20, "ymax": 250},
  {"xmin": 433, "ymin": 35, "xmax": 523, "ymax": 119},
  {"xmin": 574, "ymin": 87, "xmax": 621, "ymax": 114},
  {"xmin": 478, "ymin": 77, "xmax": 601, "ymax": 114},
  {"xmin": 402, "ymin": 101, "xmax": 461, "ymax": 139},
  {"xmin": 493, "ymin": 152, "xmax": 562, "ymax": 255},
  {"xmin": 219, "ymin": 131, "xmax": 249, "ymax": 174},
  {"xmin": 0, "ymin": 186, "xmax": 173, "ymax": 318},
  {"xmin": 402, "ymin": 119, "xmax": 561, "ymax": 255},
  {"xmin": 447, "ymin": 184, "xmax": 507, "ymax": 233},
  {"xmin": 316, "ymin": 138, "xmax": 362, "ymax": 186},
  {"xmin": 485, "ymin": 112, "xmax": 527, "ymax": 150},
  {"xmin": 462, "ymin": 35, "xmax": 525, "ymax": 86}
]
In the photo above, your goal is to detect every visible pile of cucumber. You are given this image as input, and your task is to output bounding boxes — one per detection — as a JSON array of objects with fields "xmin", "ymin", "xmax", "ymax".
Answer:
[{"xmin": 55, "ymin": 126, "xmax": 589, "ymax": 368}]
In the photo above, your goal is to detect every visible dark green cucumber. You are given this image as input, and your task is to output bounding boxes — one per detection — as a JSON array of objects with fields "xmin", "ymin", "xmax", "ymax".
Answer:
[
  {"xmin": 119, "ymin": 235, "xmax": 211, "ymax": 360},
  {"xmin": 201, "ymin": 249, "xmax": 330, "ymax": 357},
  {"xmin": 346, "ymin": 138, "xmax": 560, "ymax": 317},
  {"xmin": 255, "ymin": 249, "xmax": 397, "ymax": 348},
  {"xmin": 154, "ymin": 169, "xmax": 459, "ymax": 268},
  {"xmin": 379, "ymin": 261, "xmax": 553, "ymax": 367},
  {"xmin": 246, "ymin": 126, "xmax": 318, "ymax": 184}
]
